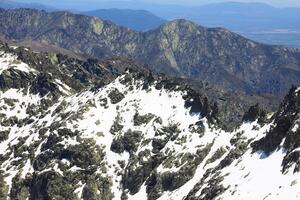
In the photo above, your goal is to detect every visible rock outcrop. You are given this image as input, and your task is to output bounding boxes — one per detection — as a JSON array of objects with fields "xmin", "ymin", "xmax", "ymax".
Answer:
[{"xmin": 1, "ymin": 40, "xmax": 300, "ymax": 200}]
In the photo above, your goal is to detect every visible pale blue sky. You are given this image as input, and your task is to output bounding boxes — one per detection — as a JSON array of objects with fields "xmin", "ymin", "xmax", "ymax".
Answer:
[
  {"xmin": 140, "ymin": 0, "xmax": 300, "ymax": 6},
  {"xmin": 16, "ymin": 0, "xmax": 300, "ymax": 7}
]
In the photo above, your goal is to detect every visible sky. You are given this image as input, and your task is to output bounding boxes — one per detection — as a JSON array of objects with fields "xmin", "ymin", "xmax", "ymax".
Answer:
[
  {"xmin": 143, "ymin": 0, "xmax": 300, "ymax": 7},
  {"xmin": 15, "ymin": 0, "xmax": 300, "ymax": 7}
]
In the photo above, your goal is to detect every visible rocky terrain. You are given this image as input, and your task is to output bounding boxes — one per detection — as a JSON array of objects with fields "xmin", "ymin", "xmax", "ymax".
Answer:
[
  {"xmin": 82, "ymin": 9, "xmax": 166, "ymax": 31},
  {"xmin": 0, "ymin": 38, "xmax": 300, "ymax": 200},
  {"xmin": 0, "ymin": 8, "xmax": 300, "ymax": 96}
]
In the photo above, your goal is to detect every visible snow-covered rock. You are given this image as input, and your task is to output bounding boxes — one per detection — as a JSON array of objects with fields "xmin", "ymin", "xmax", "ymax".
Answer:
[{"xmin": 0, "ymin": 41, "xmax": 300, "ymax": 200}]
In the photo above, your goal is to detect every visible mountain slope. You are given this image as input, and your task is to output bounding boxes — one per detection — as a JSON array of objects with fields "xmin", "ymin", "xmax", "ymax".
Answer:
[
  {"xmin": 82, "ymin": 9, "xmax": 166, "ymax": 31},
  {"xmin": 74, "ymin": 1, "xmax": 300, "ymax": 47},
  {"xmin": 1, "ymin": 40, "xmax": 300, "ymax": 199},
  {"xmin": 0, "ymin": 9, "xmax": 299, "ymax": 97},
  {"xmin": 169, "ymin": 2, "xmax": 300, "ymax": 48}
]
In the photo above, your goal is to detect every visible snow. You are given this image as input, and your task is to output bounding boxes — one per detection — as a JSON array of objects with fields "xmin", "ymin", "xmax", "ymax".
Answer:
[
  {"xmin": 3, "ymin": 170, "xmax": 19, "ymax": 194},
  {"xmin": 69, "ymin": 166, "xmax": 84, "ymax": 172},
  {"xmin": 295, "ymin": 87, "xmax": 300, "ymax": 93},
  {"xmin": 292, "ymin": 123, "xmax": 299, "ymax": 132},
  {"xmin": 157, "ymin": 126, "xmax": 231, "ymax": 200},
  {"xmin": 155, "ymin": 120, "xmax": 273, "ymax": 200},
  {"xmin": 220, "ymin": 148, "xmax": 300, "ymax": 200},
  {"xmin": 238, "ymin": 120, "xmax": 272, "ymax": 141},
  {"xmin": 54, "ymin": 79, "xmax": 72, "ymax": 95},
  {"xmin": 61, "ymin": 159, "xmax": 71, "ymax": 166},
  {"xmin": 0, "ymin": 51, "xmax": 36, "ymax": 74},
  {"xmin": 0, "ymin": 71, "xmax": 300, "ymax": 200},
  {"xmin": 57, "ymin": 76, "xmax": 205, "ymax": 199},
  {"xmin": 58, "ymin": 136, "xmax": 80, "ymax": 147},
  {"xmin": 74, "ymin": 181, "xmax": 85, "ymax": 199},
  {"xmin": 0, "ymin": 88, "xmax": 41, "ymax": 119},
  {"xmin": 128, "ymin": 184, "xmax": 148, "ymax": 200},
  {"xmin": 21, "ymin": 159, "xmax": 33, "ymax": 179},
  {"xmin": 53, "ymin": 163, "xmax": 64, "ymax": 176}
]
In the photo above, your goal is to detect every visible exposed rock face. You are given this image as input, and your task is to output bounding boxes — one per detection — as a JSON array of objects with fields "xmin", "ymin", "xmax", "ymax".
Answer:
[
  {"xmin": 0, "ymin": 8, "xmax": 300, "ymax": 96},
  {"xmin": 252, "ymin": 86, "xmax": 300, "ymax": 156},
  {"xmin": 1, "ymin": 40, "xmax": 300, "ymax": 200},
  {"xmin": 0, "ymin": 38, "xmax": 279, "ymax": 130}
]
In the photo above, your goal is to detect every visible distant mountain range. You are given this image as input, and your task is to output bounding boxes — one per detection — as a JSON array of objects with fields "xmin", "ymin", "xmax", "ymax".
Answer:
[
  {"xmin": 0, "ymin": 0, "xmax": 55, "ymax": 11},
  {"xmin": 146, "ymin": 2, "xmax": 300, "ymax": 32},
  {"xmin": 1, "ymin": 1, "xmax": 300, "ymax": 47},
  {"xmin": 43, "ymin": 1, "xmax": 300, "ymax": 32},
  {"xmin": 82, "ymin": 9, "xmax": 166, "ymax": 31},
  {"xmin": 73, "ymin": 1, "xmax": 300, "ymax": 47},
  {"xmin": 83, "ymin": 3, "xmax": 300, "ymax": 47},
  {"xmin": 0, "ymin": 8, "xmax": 300, "ymax": 97},
  {"xmin": 165, "ymin": 2, "xmax": 300, "ymax": 47}
]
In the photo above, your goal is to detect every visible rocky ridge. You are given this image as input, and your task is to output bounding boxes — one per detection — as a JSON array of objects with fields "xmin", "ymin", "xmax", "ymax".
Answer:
[
  {"xmin": 0, "ymin": 8, "xmax": 300, "ymax": 96},
  {"xmin": 0, "ymin": 40, "xmax": 300, "ymax": 199},
  {"xmin": 0, "ymin": 38, "xmax": 278, "ymax": 131}
]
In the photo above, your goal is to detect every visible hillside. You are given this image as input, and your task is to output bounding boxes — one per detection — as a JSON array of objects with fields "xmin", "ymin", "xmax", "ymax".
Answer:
[
  {"xmin": 1, "ymin": 39, "xmax": 300, "ymax": 199},
  {"xmin": 75, "ymin": 1, "xmax": 300, "ymax": 47},
  {"xmin": 0, "ymin": 9, "xmax": 299, "ymax": 97},
  {"xmin": 82, "ymin": 9, "xmax": 166, "ymax": 31}
]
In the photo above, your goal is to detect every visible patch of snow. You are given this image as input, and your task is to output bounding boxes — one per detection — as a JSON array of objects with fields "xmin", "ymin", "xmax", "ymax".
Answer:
[
  {"xmin": 21, "ymin": 159, "xmax": 33, "ymax": 179},
  {"xmin": 69, "ymin": 166, "xmax": 84, "ymax": 172},
  {"xmin": 292, "ymin": 123, "xmax": 299, "ymax": 133},
  {"xmin": 0, "ymin": 51, "xmax": 36, "ymax": 74},
  {"xmin": 128, "ymin": 184, "xmax": 148, "ymax": 200},
  {"xmin": 53, "ymin": 163, "xmax": 64, "ymax": 176},
  {"xmin": 220, "ymin": 148, "xmax": 300, "ymax": 200},
  {"xmin": 54, "ymin": 79, "xmax": 72, "ymax": 95},
  {"xmin": 74, "ymin": 181, "xmax": 85, "ymax": 199}
]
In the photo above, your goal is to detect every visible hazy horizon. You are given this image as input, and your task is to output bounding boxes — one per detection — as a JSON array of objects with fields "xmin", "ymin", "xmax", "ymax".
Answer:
[{"xmin": 12, "ymin": 0, "xmax": 300, "ymax": 8}]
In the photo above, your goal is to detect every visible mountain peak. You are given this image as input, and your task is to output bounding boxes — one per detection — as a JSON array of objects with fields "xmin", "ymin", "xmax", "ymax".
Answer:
[
  {"xmin": 1, "ymin": 8, "xmax": 300, "ymax": 97},
  {"xmin": 82, "ymin": 8, "xmax": 165, "ymax": 32},
  {"xmin": 160, "ymin": 19, "xmax": 202, "ymax": 31}
]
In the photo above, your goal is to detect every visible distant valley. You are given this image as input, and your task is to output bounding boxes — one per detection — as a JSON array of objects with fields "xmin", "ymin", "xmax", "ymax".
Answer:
[{"xmin": 242, "ymin": 30, "xmax": 300, "ymax": 48}]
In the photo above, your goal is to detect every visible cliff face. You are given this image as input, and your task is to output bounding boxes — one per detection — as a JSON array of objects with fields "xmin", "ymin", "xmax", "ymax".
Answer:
[{"xmin": 1, "ymin": 9, "xmax": 300, "ymax": 96}]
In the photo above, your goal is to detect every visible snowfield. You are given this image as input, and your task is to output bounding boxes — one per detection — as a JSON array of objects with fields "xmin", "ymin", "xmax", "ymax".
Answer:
[{"xmin": 0, "ymin": 46, "xmax": 300, "ymax": 200}]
